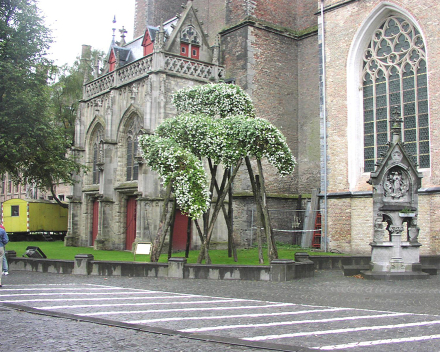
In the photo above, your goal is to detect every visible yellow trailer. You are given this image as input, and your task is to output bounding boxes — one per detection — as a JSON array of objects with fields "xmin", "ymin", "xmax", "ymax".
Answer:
[{"xmin": 1, "ymin": 199, "xmax": 68, "ymax": 236}]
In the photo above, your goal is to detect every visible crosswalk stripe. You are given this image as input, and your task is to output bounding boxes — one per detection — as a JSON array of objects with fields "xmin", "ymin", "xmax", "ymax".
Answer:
[
  {"xmin": 36, "ymin": 298, "xmax": 247, "ymax": 310},
  {"xmin": 181, "ymin": 312, "xmax": 412, "ymax": 332},
  {"xmin": 126, "ymin": 307, "xmax": 354, "ymax": 324},
  {"xmin": 316, "ymin": 334, "xmax": 440, "ymax": 350},
  {"xmin": 0, "ymin": 294, "xmax": 200, "ymax": 303},
  {"xmin": 79, "ymin": 303, "xmax": 296, "ymax": 316},
  {"xmin": 243, "ymin": 320, "xmax": 440, "ymax": 341}
]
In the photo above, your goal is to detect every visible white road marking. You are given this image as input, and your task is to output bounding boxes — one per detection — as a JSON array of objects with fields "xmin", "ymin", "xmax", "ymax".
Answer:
[
  {"xmin": 126, "ymin": 307, "xmax": 354, "ymax": 324},
  {"xmin": 4, "ymin": 283, "xmax": 440, "ymax": 351},
  {"xmin": 181, "ymin": 312, "xmax": 412, "ymax": 332},
  {"xmin": 0, "ymin": 294, "xmax": 201, "ymax": 303},
  {"xmin": 0, "ymin": 287, "xmax": 128, "ymax": 291},
  {"xmin": 0, "ymin": 291, "xmax": 160, "ymax": 298},
  {"xmin": 37, "ymin": 298, "xmax": 247, "ymax": 310},
  {"xmin": 243, "ymin": 320, "xmax": 440, "ymax": 341},
  {"xmin": 316, "ymin": 334, "xmax": 440, "ymax": 350},
  {"xmin": 79, "ymin": 303, "xmax": 296, "ymax": 316}
]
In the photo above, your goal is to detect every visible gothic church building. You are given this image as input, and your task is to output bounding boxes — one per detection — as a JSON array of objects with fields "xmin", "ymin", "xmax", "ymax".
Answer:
[{"xmin": 67, "ymin": 0, "xmax": 440, "ymax": 256}]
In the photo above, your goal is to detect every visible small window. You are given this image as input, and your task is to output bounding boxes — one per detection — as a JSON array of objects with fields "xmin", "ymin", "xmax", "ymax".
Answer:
[
  {"xmin": 181, "ymin": 46, "xmax": 186, "ymax": 54},
  {"xmin": 11, "ymin": 205, "xmax": 19, "ymax": 217},
  {"xmin": 59, "ymin": 195, "xmax": 65, "ymax": 201}
]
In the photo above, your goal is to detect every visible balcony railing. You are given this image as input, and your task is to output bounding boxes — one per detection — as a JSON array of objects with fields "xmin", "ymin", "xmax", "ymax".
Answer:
[{"xmin": 83, "ymin": 53, "xmax": 224, "ymax": 100}]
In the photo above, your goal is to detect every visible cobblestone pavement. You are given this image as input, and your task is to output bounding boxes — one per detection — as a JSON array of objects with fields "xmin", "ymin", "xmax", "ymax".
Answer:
[{"xmin": 2, "ymin": 270, "xmax": 440, "ymax": 351}]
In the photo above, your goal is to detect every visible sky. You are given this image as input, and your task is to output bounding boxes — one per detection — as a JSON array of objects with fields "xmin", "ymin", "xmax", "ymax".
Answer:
[{"xmin": 37, "ymin": 0, "xmax": 135, "ymax": 67}]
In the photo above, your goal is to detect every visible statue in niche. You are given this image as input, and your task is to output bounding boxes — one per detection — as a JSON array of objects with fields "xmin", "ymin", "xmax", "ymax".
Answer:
[
  {"xmin": 407, "ymin": 218, "xmax": 420, "ymax": 243},
  {"xmin": 373, "ymin": 217, "xmax": 384, "ymax": 243},
  {"xmin": 384, "ymin": 169, "xmax": 409, "ymax": 199}
]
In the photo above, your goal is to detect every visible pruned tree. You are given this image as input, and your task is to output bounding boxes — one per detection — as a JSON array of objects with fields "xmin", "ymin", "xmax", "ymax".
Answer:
[{"xmin": 139, "ymin": 83, "xmax": 296, "ymax": 263}]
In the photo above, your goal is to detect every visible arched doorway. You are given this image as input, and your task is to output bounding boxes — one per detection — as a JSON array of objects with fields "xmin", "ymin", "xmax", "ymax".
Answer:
[{"xmin": 126, "ymin": 196, "xmax": 137, "ymax": 250}]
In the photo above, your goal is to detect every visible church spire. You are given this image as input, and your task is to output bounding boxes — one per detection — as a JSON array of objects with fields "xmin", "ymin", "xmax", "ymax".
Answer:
[{"xmin": 111, "ymin": 15, "xmax": 117, "ymax": 45}]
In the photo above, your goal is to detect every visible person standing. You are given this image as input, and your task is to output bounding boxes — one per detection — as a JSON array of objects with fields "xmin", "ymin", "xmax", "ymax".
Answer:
[
  {"xmin": 0, "ymin": 224, "xmax": 8, "ymax": 276},
  {"xmin": 0, "ymin": 224, "xmax": 9, "ymax": 287}
]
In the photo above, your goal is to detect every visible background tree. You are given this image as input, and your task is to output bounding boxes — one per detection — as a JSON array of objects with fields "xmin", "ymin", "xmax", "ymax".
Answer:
[
  {"xmin": 51, "ymin": 49, "xmax": 104, "ymax": 143},
  {"xmin": 0, "ymin": 0, "xmax": 86, "ymax": 206}
]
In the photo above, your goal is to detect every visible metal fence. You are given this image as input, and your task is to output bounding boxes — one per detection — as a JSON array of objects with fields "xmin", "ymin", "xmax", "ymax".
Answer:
[{"xmin": 249, "ymin": 209, "xmax": 321, "ymax": 248}]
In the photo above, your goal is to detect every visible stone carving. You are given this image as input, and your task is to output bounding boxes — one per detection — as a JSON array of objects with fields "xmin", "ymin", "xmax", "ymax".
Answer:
[
  {"xmin": 408, "ymin": 218, "xmax": 420, "ymax": 243},
  {"xmin": 364, "ymin": 108, "xmax": 425, "ymax": 279},
  {"xmin": 373, "ymin": 217, "xmax": 384, "ymax": 243},
  {"xmin": 384, "ymin": 169, "xmax": 409, "ymax": 199},
  {"xmin": 391, "ymin": 150, "xmax": 402, "ymax": 162}
]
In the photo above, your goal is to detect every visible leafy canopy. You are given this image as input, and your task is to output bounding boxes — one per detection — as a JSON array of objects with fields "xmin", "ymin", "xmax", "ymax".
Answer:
[
  {"xmin": 138, "ymin": 135, "xmax": 210, "ymax": 218},
  {"xmin": 139, "ymin": 83, "xmax": 296, "ymax": 217},
  {"xmin": 0, "ymin": 0, "xmax": 85, "ymax": 200}
]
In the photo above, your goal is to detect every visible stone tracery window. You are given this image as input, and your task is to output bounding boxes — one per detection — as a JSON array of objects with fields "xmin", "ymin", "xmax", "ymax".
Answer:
[
  {"xmin": 362, "ymin": 16, "xmax": 429, "ymax": 172},
  {"xmin": 126, "ymin": 136, "xmax": 139, "ymax": 181},
  {"xmin": 126, "ymin": 117, "xmax": 141, "ymax": 181},
  {"xmin": 92, "ymin": 126, "xmax": 104, "ymax": 185},
  {"xmin": 180, "ymin": 25, "xmax": 200, "ymax": 59}
]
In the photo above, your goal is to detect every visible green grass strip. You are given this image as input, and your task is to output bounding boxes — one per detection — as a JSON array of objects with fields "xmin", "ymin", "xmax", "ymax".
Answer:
[{"xmin": 5, "ymin": 241, "xmax": 342, "ymax": 265}]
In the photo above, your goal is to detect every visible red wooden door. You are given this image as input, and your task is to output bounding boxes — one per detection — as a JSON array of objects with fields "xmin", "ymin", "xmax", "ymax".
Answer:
[
  {"xmin": 92, "ymin": 200, "xmax": 99, "ymax": 245},
  {"xmin": 172, "ymin": 210, "xmax": 191, "ymax": 251},
  {"xmin": 126, "ymin": 196, "xmax": 137, "ymax": 250}
]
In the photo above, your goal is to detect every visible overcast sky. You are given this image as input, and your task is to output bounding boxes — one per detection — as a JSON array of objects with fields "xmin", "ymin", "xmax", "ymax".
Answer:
[{"xmin": 37, "ymin": 0, "xmax": 135, "ymax": 66}]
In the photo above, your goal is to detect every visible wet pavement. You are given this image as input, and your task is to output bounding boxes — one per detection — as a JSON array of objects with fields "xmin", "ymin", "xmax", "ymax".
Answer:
[{"xmin": 1, "ymin": 270, "xmax": 440, "ymax": 351}]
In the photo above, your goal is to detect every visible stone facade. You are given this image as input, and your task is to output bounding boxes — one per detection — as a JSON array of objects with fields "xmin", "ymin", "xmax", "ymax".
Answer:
[{"xmin": 67, "ymin": 0, "xmax": 322, "ymax": 252}]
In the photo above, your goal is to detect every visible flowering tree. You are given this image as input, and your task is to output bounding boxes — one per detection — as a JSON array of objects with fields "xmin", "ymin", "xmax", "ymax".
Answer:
[{"xmin": 139, "ymin": 83, "xmax": 296, "ymax": 263}]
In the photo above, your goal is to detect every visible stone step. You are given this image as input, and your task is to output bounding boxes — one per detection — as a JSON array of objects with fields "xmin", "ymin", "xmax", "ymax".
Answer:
[{"xmin": 343, "ymin": 264, "xmax": 437, "ymax": 277}]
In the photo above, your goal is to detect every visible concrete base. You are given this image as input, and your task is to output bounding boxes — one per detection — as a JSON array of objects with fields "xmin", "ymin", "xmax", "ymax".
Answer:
[{"xmin": 360, "ymin": 270, "xmax": 430, "ymax": 280}]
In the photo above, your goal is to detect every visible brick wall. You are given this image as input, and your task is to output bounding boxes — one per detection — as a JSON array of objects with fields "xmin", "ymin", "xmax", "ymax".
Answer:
[
  {"xmin": 321, "ymin": 0, "xmax": 440, "ymax": 254},
  {"xmin": 297, "ymin": 34, "xmax": 320, "ymax": 194}
]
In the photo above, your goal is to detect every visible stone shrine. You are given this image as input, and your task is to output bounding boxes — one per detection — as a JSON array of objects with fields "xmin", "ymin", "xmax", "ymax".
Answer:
[{"xmin": 362, "ymin": 108, "xmax": 428, "ymax": 279}]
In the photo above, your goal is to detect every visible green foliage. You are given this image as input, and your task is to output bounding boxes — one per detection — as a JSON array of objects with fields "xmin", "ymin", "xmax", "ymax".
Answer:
[
  {"xmin": 140, "ymin": 83, "xmax": 296, "ymax": 220},
  {"xmin": 173, "ymin": 82, "xmax": 256, "ymax": 118},
  {"xmin": 138, "ymin": 135, "xmax": 210, "ymax": 218},
  {"xmin": 50, "ymin": 49, "xmax": 104, "ymax": 142},
  {"xmin": 156, "ymin": 113, "xmax": 296, "ymax": 174},
  {"xmin": 0, "ymin": 0, "xmax": 87, "ymax": 200}
]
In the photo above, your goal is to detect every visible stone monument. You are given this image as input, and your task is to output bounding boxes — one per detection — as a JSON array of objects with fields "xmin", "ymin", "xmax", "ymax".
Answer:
[{"xmin": 362, "ymin": 108, "xmax": 429, "ymax": 279}]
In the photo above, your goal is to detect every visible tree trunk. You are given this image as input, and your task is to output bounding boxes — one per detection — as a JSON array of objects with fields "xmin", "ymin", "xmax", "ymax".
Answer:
[
  {"xmin": 196, "ymin": 159, "xmax": 242, "ymax": 263},
  {"xmin": 227, "ymin": 168, "xmax": 237, "ymax": 262},
  {"xmin": 204, "ymin": 158, "xmax": 242, "ymax": 251},
  {"xmin": 51, "ymin": 184, "xmax": 68, "ymax": 208},
  {"xmin": 167, "ymin": 198, "xmax": 177, "ymax": 259},
  {"xmin": 245, "ymin": 156, "xmax": 264, "ymax": 263},
  {"xmin": 185, "ymin": 217, "xmax": 191, "ymax": 258},
  {"xmin": 150, "ymin": 182, "xmax": 173, "ymax": 262},
  {"xmin": 257, "ymin": 159, "xmax": 278, "ymax": 261}
]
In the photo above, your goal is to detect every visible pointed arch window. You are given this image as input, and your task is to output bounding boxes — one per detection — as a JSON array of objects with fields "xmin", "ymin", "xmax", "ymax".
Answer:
[
  {"xmin": 126, "ymin": 136, "xmax": 139, "ymax": 181},
  {"xmin": 126, "ymin": 116, "xmax": 141, "ymax": 181},
  {"xmin": 92, "ymin": 126, "xmax": 104, "ymax": 185},
  {"xmin": 362, "ymin": 16, "xmax": 429, "ymax": 172},
  {"xmin": 93, "ymin": 143, "xmax": 99, "ymax": 184}
]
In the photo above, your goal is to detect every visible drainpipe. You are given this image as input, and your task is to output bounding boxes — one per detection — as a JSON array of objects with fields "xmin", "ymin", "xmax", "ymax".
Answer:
[{"xmin": 320, "ymin": 0, "xmax": 328, "ymax": 253}]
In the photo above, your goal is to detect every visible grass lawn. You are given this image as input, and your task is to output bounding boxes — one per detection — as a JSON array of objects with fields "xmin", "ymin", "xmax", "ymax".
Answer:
[{"xmin": 5, "ymin": 241, "xmax": 343, "ymax": 265}]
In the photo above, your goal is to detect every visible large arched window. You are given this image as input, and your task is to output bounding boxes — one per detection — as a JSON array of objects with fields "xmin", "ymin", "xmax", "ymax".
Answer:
[{"xmin": 362, "ymin": 15, "xmax": 429, "ymax": 172}]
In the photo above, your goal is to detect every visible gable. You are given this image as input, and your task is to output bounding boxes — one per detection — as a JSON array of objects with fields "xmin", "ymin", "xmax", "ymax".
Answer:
[{"xmin": 164, "ymin": 2, "xmax": 212, "ymax": 62}]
